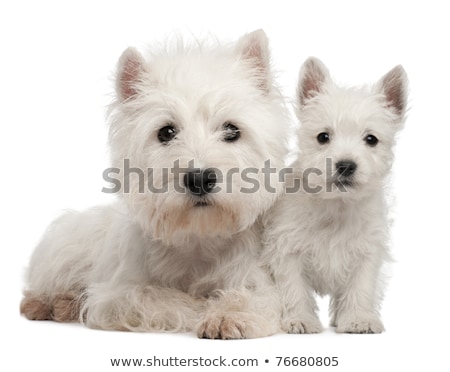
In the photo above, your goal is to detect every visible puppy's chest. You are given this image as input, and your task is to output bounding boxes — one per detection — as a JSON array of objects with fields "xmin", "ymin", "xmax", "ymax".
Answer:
[{"xmin": 298, "ymin": 214, "xmax": 368, "ymax": 293}]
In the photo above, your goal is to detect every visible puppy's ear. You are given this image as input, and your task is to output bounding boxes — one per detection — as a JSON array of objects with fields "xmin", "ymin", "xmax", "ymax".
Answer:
[
  {"xmin": 237, "ymin": 29, "xmax": 271, "ymax": 91},
  {"xmin": 298, "ymin": 57, "xmax": 330, "ymax": 107},
  {"xmin": 116, "ymin": 47, "xmax": 147, "ymax": 101},
  {"xmin": 376, "ymin": 65, "xmax": 408, "ymax": 118}
]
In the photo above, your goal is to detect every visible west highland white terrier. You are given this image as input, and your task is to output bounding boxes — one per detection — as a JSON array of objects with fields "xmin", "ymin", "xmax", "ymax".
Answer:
[
  {"xmin": 263, "ymin": 57, "xmax": 408, "ymax": 333},
  {"xmin": 20, "ymin": 30, "xmax": 290, "ymax": 339}
]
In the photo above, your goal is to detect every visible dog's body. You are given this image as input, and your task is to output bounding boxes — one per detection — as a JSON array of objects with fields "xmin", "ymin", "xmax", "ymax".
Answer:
[
  {"xmin": 263, "ymin": 58, "xmax": 408, "ymax": 333},
  {"xmin": 21, "ymin": 30, "xmax": 289, "ymax": 339}
]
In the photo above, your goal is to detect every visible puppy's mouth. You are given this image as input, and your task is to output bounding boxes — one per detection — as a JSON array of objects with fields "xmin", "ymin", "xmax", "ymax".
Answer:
[
  {"xmin": 337, "ymin": 179, "xmax": 354, "ymax": 187},
  {"xmin": 331, "ymin": 176, "xmax": 357, "ymax": 190}
]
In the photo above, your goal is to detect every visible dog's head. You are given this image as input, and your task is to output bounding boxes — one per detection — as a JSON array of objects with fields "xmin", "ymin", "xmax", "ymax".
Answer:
[
  {"xmin": 107, "ymin": 31, "xmax": 289, "ymax": 244},
  {"xmin": 294, "ymin": 57, "xmax": 408, "ymax": 200}
]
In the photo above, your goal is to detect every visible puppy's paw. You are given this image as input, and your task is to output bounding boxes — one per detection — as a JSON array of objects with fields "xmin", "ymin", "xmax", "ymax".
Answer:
[
  {"xmin": 197, "ymin": 314, "xmax": 246, "ymax": 339},
  {"xmin": 336, "ymin": 315, "xmax": 384, "ymax": 334},
  {"xmin": 282, "ymin": 316, "xmax": 323, "ymax": 334}
]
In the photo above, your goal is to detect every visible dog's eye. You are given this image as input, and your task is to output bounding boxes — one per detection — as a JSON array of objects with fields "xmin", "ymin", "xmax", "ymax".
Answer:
[
  {"xmin": 158, "ymin": 125, "xmax": 178, "ymax": 143},
  {"xmin": 365, "ymin": 134, "xmax": 378, "ymax": 147},
  {"xmin": 317, "ymin": 132, "xmax": 330, "ymax": 144},
  {"xmin": 223, "ymin": 122, "xmax": 240, "ymax": 142}
]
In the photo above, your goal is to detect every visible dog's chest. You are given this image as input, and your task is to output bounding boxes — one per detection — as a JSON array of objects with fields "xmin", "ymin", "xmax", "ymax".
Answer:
[
  {"xmin": 146, "ymin": 238, "xmax": 251, "ymax": 296},
  {"xmin": 146, "ymin": 250, "xmax": 214, "ymax": 292}
]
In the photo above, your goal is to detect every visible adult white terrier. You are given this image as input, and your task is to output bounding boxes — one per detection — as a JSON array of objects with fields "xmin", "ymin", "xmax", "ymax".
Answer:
[
  {"xmin": 20, "ymin": 30, "xmax": 289, "ymax": 339},
  {"xmin": 263, "ymin": 57, "xmax": 408, "ymax": 333}
]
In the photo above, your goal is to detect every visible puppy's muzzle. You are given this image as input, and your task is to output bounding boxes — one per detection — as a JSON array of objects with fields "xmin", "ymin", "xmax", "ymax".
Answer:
[{"xmin": 336, "ymin": 160, "xmax": 357, "ymax": 177}]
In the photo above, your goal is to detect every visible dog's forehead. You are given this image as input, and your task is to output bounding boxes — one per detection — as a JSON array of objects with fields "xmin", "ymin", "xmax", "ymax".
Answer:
[
  {"xmin": 152, "ymin": 51, "xmax": 248, "ymax": 92},
  {"xmin": 142, "ymin": 71, "xmax": 263, "ymax": 133},
  {"xmin": 150, "ymin": 57, "xmax": 258, "ymax": 116}
]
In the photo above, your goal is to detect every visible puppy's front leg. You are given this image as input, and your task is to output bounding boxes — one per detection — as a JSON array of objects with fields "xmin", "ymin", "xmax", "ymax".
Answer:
[
  {"xmin": 333, "ymin": 253, "xmax": 384, "ymax": 334},
  {"xmin": 273, "ymin": 254, "xmax": 322, "ymax": 334}
]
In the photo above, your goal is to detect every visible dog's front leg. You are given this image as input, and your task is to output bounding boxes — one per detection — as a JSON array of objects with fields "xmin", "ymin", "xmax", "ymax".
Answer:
[
  {"xmin": 196, "ymin": 228, "xmax": 283, "ymax": 339},
  {"xmin": 197, "ymin": 285, "xmax": 281, "ymax": 339},
  {"xmin": 83, "ymin": 284, "xmax": 205, "ymax": 332}
]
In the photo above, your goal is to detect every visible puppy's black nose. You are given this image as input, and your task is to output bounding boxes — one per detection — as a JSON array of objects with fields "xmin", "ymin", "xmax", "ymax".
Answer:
[
  {"xmin": 184, "ymin": 169, "xmax": 217, "ymax": 196},
  {"xmin": 336, "ymin": 161, "xmax": 357, "ymax": 177}
]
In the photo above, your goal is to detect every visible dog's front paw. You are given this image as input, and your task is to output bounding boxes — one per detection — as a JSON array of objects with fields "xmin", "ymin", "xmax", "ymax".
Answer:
[
  {"xmin": 197, "ymin": 314, "xmax": 247, "ymax": 339},
  {"xmin": 336, "ymin": 315, "xmax": 384, "ymax": 334},
  {"xmin": 282, "ymin": 316, "xmax": 323, "ymax": 334}
]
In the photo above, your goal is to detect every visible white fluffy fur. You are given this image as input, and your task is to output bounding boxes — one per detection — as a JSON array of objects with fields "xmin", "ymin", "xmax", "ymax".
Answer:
[
  {"xmin": 21, "ymin": 30, "xmax": 289, "ymax": 339},
  {"xmin": 263, "ymin": 57, "xmax": 408, "ymax": 333}
]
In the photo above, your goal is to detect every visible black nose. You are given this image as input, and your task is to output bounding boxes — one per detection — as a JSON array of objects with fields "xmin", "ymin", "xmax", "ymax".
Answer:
[
  {"xmin": 184, "ymin": 169, "xmax": 217, "ymax": 196},
  {"xmin": 336, "ymin": 161, "xmax": 357, "ymax": 177}
]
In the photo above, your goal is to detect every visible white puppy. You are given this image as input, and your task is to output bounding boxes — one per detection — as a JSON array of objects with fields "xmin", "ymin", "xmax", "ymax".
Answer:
[
  {"xmin": 20, "ymin": 30, "xmax": 289, "ymax": 339},
  {"xmin": 263, "ymin": 57, "xmax": 408, "ymax": 333}
]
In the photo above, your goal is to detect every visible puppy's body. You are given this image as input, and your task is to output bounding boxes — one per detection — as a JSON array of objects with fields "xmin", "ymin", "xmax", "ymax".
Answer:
[
  {"xmin": 264, "ymin": 58, "xmax": 408, "ymax": 333},
  {"xmin": 21, "ymin": 31, "xmax": 289, "ymax": 339},
  {"xmin": 265, "ymin": 183, "xmax": 389, "ymax": 334}
]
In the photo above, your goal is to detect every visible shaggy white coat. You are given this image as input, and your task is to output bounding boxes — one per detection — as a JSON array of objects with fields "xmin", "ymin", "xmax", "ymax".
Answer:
[
  {"xmin": 263, "ymin": 57, "xmax": 408, "ymax": 333},
  {"xmin": 21, "ymin": 30, "xmax": 290, "ymax": 339}
]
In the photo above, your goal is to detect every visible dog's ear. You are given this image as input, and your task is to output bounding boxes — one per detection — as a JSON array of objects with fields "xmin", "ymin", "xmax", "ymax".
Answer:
[
  {"xmin": 237, "ymin": 29, "xmax": 271, "ymax": 91},
  {"xmin": 376, "ymin": 65, "xmax": 408, "ymax": 118},
  {"xmin": 298, "ymin": 57, "xmax": 330, "ymax": 107},
  {"xmin": 116, "ymin": 47, "xmax": 147, "ymax": 101}
]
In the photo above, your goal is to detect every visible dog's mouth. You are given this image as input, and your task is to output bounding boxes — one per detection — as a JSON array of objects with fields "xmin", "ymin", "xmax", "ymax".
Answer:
[{"xmin": 192, "ymin": 198, "xmax": 211, "ymax": 207}]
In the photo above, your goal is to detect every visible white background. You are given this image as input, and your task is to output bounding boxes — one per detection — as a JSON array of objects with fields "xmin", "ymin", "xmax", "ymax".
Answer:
[{"xmin": 1, "ymin": 0, "xmax": 449, "ymax": 370}]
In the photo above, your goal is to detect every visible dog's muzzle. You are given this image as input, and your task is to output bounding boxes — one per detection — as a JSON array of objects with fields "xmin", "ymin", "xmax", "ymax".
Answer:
[{"xmin": 184, "ymin": 168, "xmax": 217, "ymax": 196}]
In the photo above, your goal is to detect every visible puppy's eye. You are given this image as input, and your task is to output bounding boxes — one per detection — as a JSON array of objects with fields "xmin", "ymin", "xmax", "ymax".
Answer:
[
  {"xmin": 317, "ymin": 132, "xmax": 330, "ymax": 144},
  {"xmin": 365, "ymin": 134, "xmax": 378, "ymax": 147},
  {"xmin": 158, "ymin": 125, "xmax": 177, "ymax": 143},
  {"xmin": 223, "ymin": 122, "xmax": 240, "ymax": 142}
]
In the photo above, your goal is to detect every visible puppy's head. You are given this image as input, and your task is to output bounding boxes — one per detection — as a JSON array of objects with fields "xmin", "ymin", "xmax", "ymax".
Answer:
[
  {"xmin": 295, "ymin": 57, "xmax": 408, "ymax": 200},
  {"xmin": 107, "ymin": 31, "xmax": 289, "ymax": 244}
]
